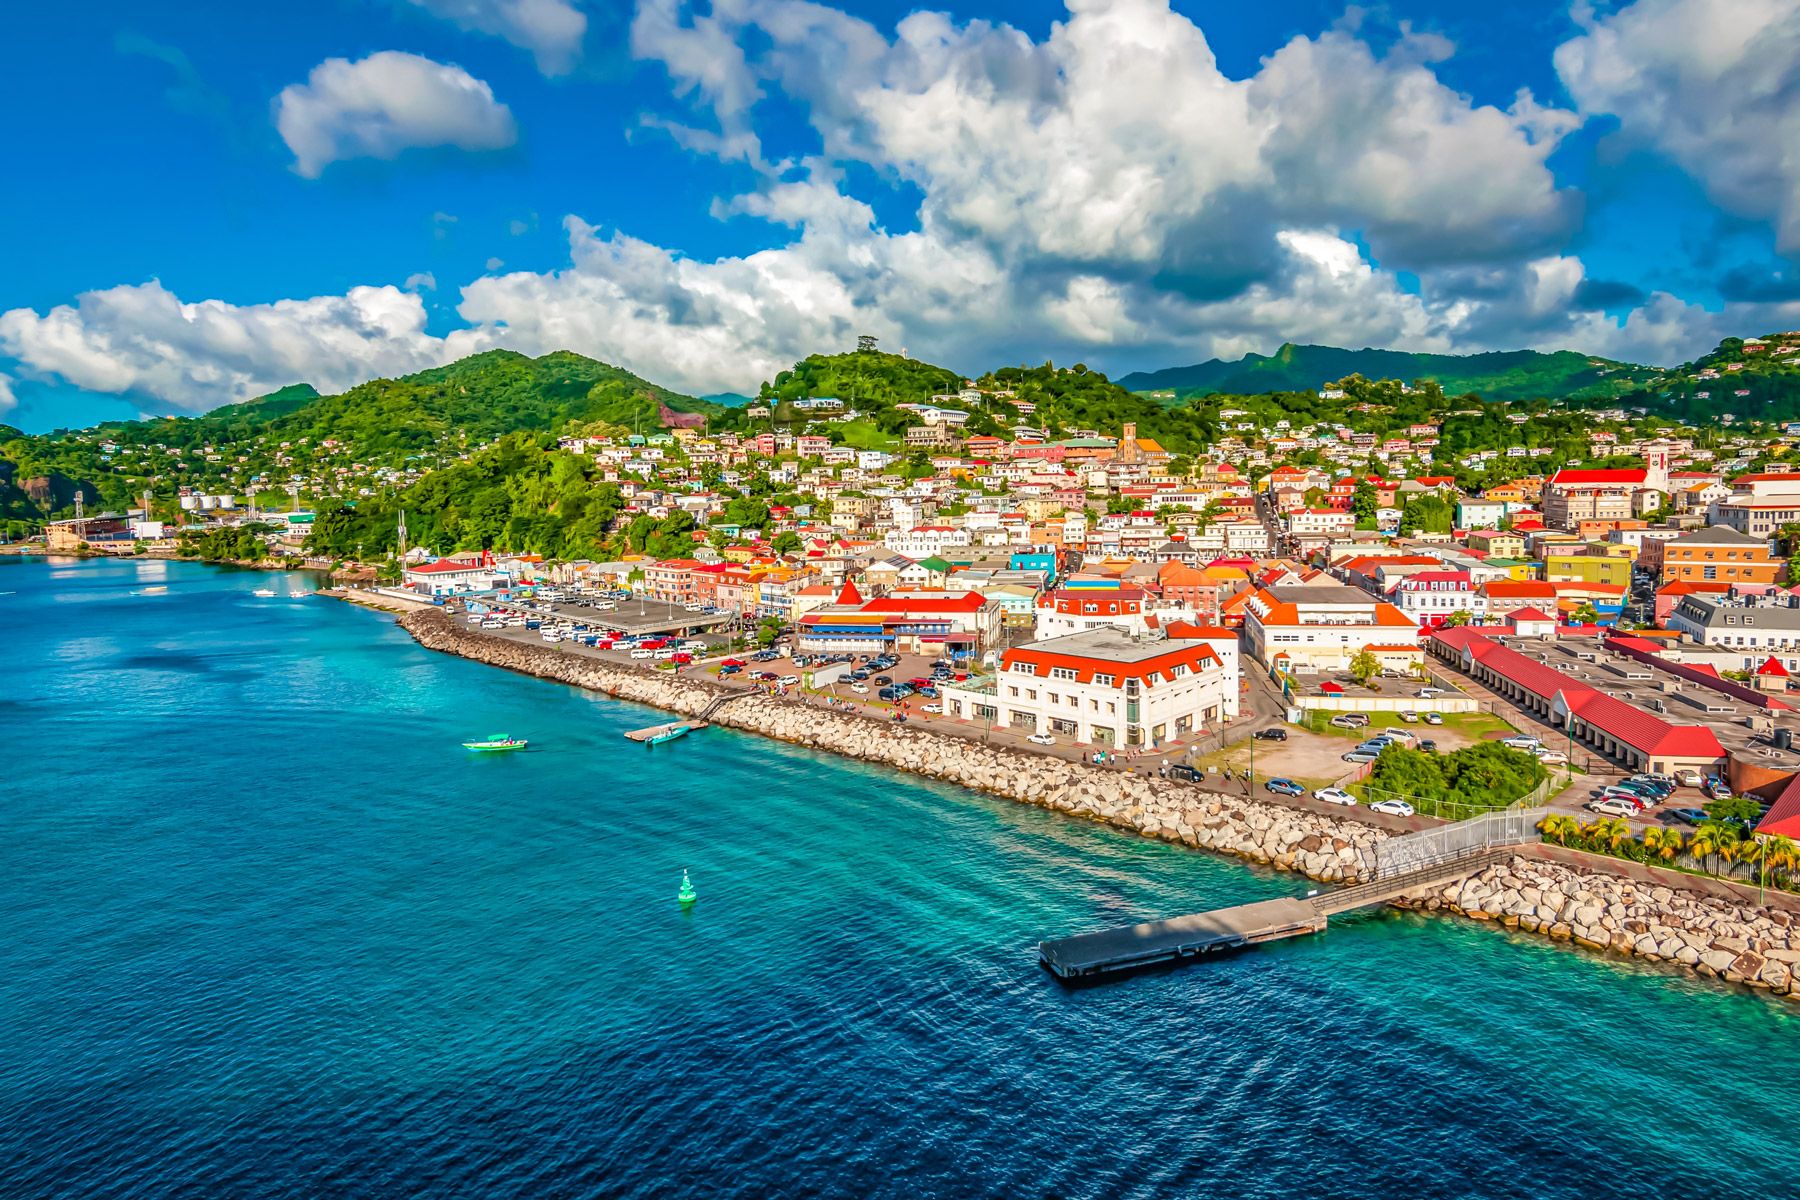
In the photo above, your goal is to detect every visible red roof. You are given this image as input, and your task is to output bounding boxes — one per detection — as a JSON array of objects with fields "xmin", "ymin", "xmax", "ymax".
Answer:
[
  {"xmin": 859, "ymin": 591, "xmax": 988, "ymax": 614},
  {"xmin": 1428, "ymin": 628, "xmax": 1726, "ymax": 761},
  {"xmin": 408, "ymin": 559, "xmax": 486, "ymax": 575},
  {"xmin": 835, "ymin": 577, "xmax": 863, "ymax": 605},
  {"xmin": 1509, "ymin": 607, "xmax": 1555, "ymax": 622},
  {"xmin": 1549, "ymin": 469, "xmax": 1648, "ymax": 485},
  {"xmin": 1759, "ymin": 656, "xmax": 1791, "ymax": 678},
  {"xmin": 1758, "ymin": 773, "xmax": 1800, "ymax": 839}
]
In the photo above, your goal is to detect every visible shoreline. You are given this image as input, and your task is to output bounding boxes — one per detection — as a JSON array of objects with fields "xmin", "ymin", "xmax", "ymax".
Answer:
[{"xmin": 396, "ymin": 608, "xmax": 1800, "ymax": 1000}]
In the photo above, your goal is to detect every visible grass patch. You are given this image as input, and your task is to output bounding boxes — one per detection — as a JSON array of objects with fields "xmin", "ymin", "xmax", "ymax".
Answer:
[
  {"xmin": 1299, "ymin": 709, "xmax": 1518, "ymax": 740},
  {"xmin": 837, "ymin": 419, "xmax": 901, "ymax": 451}
]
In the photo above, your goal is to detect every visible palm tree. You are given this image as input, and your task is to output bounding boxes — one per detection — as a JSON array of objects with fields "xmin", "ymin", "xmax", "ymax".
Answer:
[
  {"xmin": 1642, "ymin": 826, "xmax": 1685, "ymax": 864},
  {"xmin": 1539, "ymin": 814, "xmax": 1580, "ymax": 847},
  {"xmin": 1597, "ymin": 817, "xmax": 1635, "ymax": 856},
  {"xmin": 1690, "ymin": 821, "xmax": 1741, "ymax": 877}
]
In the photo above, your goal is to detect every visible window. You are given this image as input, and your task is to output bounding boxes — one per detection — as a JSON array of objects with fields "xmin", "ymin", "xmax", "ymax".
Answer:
[
  {"xmin": 1094, "ymin": 673, "xmax": 1114, "ymax": 686},
  {"xmin": 1049, "ymin": 666, "xmax": 1077, "ymax": 681}
]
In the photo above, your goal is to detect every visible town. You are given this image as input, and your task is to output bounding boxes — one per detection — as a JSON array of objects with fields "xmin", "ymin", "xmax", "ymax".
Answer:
[{"xmin": 31, "ymin": 343, "xmax": 1800, "ymax": 887}]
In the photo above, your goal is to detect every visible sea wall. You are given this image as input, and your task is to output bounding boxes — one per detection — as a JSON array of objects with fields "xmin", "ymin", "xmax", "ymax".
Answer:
[{"xmin": 399, "ymin": 610, "xmax": 1800, "ymax": 998}]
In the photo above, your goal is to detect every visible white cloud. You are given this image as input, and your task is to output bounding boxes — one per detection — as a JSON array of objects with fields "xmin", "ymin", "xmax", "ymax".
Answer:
[
  {"xmin": 406, "ymin": 0, "xmax": 588, "ymax": 75},
  {"xmin": 0, "ymin": 372, "xmax": 16, "ymax": 417},
  {"xmin": 1556, "ymin": 0, "xmax": 1800, "ymax": 251},
  {"xmin": 274, "ymin": 51, "xmax": 517, "ymax": 178},
  {"xmin": 403, "ymin": 271, "xmax": 438, "ymax": 291},
  {"xmin": 0, "ymin": 281, "xmax": 490, "ymax": 414}
]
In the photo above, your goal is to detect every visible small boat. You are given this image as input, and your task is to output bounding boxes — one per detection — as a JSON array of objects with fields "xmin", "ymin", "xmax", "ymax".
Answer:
[
  {"xmin": 677, "ymin": 869, "xmax": 697, "ymax": 906},
  {"xmin": 462, "ymin": 733, "xmax": 528, "ymax": 752},
  {"xmin": 289, "ymin": 590, "xmax": 309, "ymax": 599},
  {"xmin": 133, "ymin": 585, "xmax": 167, "ymax": 595},
  {"xmin": 252, "ymin": 588, "xmax": 276, "ymax": 597},
  {"xmin": 646, "ymin": 723, "xmax": 693, "ymax": 746}
]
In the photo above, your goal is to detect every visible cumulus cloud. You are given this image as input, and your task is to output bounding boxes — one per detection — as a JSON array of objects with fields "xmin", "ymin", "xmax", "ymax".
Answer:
[
  {"xmin": 274, "ymin": 51, "xmax": 517, "ymax": 177},
  {"xmin": 0, "ymin": 281, "xmax": 491, "ymax": 413},
  {"xmin": 406, "ymin": 0, "xmax": 588, "ymax": 74},
  {"xmin": 16, "ymin": 0, "xmax": 1798, "ymax": 420},
  {"xmin": 0, "ymin": 372, "xmax": 16, "ymax": 417},
  {"xmin": 1557, "ymin": 0, "xmax": 1800, "ymax": 251}
]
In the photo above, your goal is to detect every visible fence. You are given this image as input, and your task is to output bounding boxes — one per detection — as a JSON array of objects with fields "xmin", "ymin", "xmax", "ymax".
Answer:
[{"xmin": 1372, "ymin": 807, "xmax": 1547, "ymax": 878}]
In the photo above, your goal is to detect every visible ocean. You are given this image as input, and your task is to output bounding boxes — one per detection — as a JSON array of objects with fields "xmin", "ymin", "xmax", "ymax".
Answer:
[{"xmin": 2, "ymin": 555, "xmax": 1796, "ymax": 1199}]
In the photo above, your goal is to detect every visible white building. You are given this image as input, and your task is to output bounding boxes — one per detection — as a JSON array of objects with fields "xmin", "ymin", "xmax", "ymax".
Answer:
[
  {"xmin": 942, "ymin": 627, "xmax": 1237, "ymax": 749},
  {"xmin": 1241, "ymin": 582, "xmax": 1422, "ymax": 673}
]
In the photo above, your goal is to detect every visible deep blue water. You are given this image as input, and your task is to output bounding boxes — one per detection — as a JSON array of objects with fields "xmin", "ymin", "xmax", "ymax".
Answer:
[{"xmin": 3, "ymin": 555, "xmax": 1797, "ymax": 1199}]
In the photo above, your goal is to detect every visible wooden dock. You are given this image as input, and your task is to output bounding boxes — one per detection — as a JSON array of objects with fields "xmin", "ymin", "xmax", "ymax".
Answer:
[{"xmin": 622, "ymin": 720, "xmax": 706, "ymax": 743}]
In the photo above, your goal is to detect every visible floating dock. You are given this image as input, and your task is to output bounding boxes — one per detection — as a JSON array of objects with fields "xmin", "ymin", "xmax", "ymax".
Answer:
[
  {"xmin": 623, "ymin": 720, "xmax": 706, "ymax": 743},
  {"xmin": 1039, "ymin": 897, "xmax": 1326, "ymax": 979},
  {"xmin": 1039, "ymin": 845, "xmax": 1515, "ymax": 981}
]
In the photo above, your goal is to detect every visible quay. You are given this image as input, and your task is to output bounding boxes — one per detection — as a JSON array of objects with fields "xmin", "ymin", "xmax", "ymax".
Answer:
[{"xmin": 1039, "ymin": 814, "xmax": 1540, "ymax": 981}]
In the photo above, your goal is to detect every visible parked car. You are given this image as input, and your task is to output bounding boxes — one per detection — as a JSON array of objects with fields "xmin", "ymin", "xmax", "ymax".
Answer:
[
  {"xmin": 1341, "ymin": 749, "xmax": 1380, "ymax": 764},
  {"xmin": 1252, "ymin": 727, "xmax": 1288, "ymax": 741},
  {"xmin": 1500, "ymin": 735, "xmax": 1542, "ymax": 751},
  {"xmin": 1169, "ymin": 764, "xmax": 1204, "ymax": 783},
  {"xmin": 1587, "ymin": 798, "xmax": 1641, "ymax": 817},
  {"xmin": 718, "ymin": 664, "xmax": 743, "ymax": 676},
  {"xmin": 1330, "ymin": 714, "xmax": 1371, "ymax": 729},
  {"xmin": 921, "ymin": 703, "xmax": 943, "ymax": 714},
  {"xmin": 1674, "ymin": 769, "xmax": 1706, "ymax": 788},
  {"xmin": 1418, "ymin": 739, "xmax": 1438, "ymax": 752},
  {"xmin": 1313, "ymin": 787, "xmax": 1357, "ymax": 806},
  {"xmin": 778, "ymin": 674, "xmax": 800, "ymax": 686},
  {"xmin": 1027, "ymin": 733, "xmax": 1056, "ymax": 746},
  {"xmin": 1417, "ymin": 688, "xmax": 1442, "ymax": 699},
  {"xmin": 1705, "ymin": 778, "xmax": 1734, "ymax": 801},
  {"xmin": 1383, "ymin": 727, "xmax": 1416, "ymax": 743},
  {"xmin": 1398, "ymin": 710, "xmax": 1419, "ymax": 723},
  {"xmin": 1369, "ymin": 798, "xmax": 1416, "ymax": 817},
  {"xmin": 1266, "ymin": 778, "xmax": 1305, "ymax": 796},
  {"xmin": 1534, "ymin": 749, "xmax": 1568, "ymax": 766},
  {"xmin": 848, "ymin": 682, "xmax": 868, "ymax": 694},
  {"xmin": 1423, "ymin": 712, "xmax": 1444, "ymax": 725},
  {"xmin": 1667, "ymin": 807, "xmax": 1708, "ymax": 826}
]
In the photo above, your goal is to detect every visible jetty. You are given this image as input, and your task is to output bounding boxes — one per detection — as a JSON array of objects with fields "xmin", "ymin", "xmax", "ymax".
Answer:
[
  {"xmin": 1039, "ymin": 812, "xmax": 1539, "ymax": 981},
  {"xmin": 623, "ymin": 720, "xmax": 707, "ymax": 743}
]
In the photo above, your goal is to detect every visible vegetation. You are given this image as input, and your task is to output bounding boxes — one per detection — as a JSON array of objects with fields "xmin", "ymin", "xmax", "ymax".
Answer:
[
  {"xmin": 1539, "ymin": 815, "xmax": 1800, "ymax": 893},
  {"xmin": 304, "ymin": 434, "xmax": 625, "ymax": 560},
  {"xmin": 1119, "ymin": 342, "xmax": 1658, "ymax": 404},
  {"xmin": 176, "ymin": 523, "xmax": 275, "ymax": 562},
  {"xmin": 1362, "ymin": 741, "xmax": 1545, "ymax": 817}
]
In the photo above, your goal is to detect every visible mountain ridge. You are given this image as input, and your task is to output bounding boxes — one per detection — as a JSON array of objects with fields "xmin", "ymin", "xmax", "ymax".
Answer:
[{"xmin": 1118, "ymin": 342, "xmax": 1659, "ymax": 403}]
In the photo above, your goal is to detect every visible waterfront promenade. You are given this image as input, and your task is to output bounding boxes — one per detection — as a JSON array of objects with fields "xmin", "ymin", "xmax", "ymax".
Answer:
[{"xmin": 397, "ymin": 608, "xmax": 1800, "ymax": 998}]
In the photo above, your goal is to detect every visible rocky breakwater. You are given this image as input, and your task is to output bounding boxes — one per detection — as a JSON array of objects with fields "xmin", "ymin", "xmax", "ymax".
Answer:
[
  {"xmin": 398, "ymin": 610, "xmax": 1384, "ymax": 885},
  {"xmin": 1409, "ymin": 857, "xmax": 1800, "ymax": 998}
]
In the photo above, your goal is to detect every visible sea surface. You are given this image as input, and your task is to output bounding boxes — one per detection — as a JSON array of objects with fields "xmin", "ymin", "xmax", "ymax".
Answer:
[{"xmin": 3, "ymin": 555, "xmax": 1797, "ymax": 1199}]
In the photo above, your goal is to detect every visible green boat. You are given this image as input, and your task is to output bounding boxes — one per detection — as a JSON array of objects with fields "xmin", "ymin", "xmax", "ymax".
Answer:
[
  {"xmin": 462, "ymin": 733, "xmax": 528, "ymax": 752},
  {"xmin": 645, "ymin": 723, "xmax": 693, "ymax": 746}
]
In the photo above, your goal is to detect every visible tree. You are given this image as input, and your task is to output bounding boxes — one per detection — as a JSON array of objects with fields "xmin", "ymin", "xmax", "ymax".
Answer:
[
  {"xmin": 1641, "ymin": 825, "xmax": 1685, "ymax": 863},
  {"xmin": 1539, "ymin": 814, "xmax": 1581, "ymax": 847},
  {"xmin": 1352, "ymin": 480, "xmax": 1378, "ymax": 530},
  {"xmin": 1704, "ymin": 795, "xmax": 1762, "ymax": 824},
  {"xmin": 1402, "ymin": 494, "xmax": 1453, "ymax": 535},
  {"xmin": 1445, "ymin": 609, "xmax": 1473, "ymax": 627},
  {"xmin": 1349, "ymin": 649, "xmax": 1380, "ymax": 686},
  {"xmin": 770, "ymin": 530, "xmax": 801, "ymax": 555},
  {"xmin": 756, "ymin": 617, "xmax": 781, "ymax": 647},
  {"xmin": 1571, "ymin": 603, "xmax": 1600, "ymax": 626}
]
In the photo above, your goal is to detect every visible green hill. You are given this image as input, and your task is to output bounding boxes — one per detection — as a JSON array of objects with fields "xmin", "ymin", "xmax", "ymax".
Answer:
[
  {"xmin": 752, "ymin": 348, "xmax": 1215, "ymax": 451},
  {"xmin": 1620, "ymin": 333, "xmax": 1800, "ymax": 423},
  {"xmin": 1118, "ymin": 343, "xmax": 1658, "ymax": 403}
]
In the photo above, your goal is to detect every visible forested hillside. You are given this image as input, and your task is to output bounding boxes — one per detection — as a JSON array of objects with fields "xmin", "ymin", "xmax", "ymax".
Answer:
[{"xmin": 1120, "ymin": 342, "xmax": 1656, "ymax": 403}]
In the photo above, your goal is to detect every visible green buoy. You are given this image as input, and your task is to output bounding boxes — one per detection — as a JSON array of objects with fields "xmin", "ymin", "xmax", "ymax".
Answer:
[{"xmin": 677, "ymin": 869, "xmax": 697, "ymax": 906}]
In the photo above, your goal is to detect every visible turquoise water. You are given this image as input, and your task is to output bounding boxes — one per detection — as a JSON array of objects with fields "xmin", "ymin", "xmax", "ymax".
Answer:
[{"xmin": 3, "ymin": 555, "xmax": 1797, "ymax": 1199}]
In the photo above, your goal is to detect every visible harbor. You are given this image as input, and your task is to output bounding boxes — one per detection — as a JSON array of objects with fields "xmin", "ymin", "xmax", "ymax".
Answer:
[{"xmin": 623, "ymin": 720, "xmax": 707, "ymax": 745}]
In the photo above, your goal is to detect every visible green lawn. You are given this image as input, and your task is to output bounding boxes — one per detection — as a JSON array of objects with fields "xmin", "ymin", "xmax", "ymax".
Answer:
[
  {"xmin": 1300, "ymin": 709, "xmax": 1519, "ymax": 740},
  {"xmin": 837, "ymin": 419, "xmax": 900, "ymax": 451}
]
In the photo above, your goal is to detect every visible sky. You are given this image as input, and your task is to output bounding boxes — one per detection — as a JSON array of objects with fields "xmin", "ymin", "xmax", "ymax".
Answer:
[{"xmin": 5, "ymin": 0, "xmax": 1800, "ymax": 431}]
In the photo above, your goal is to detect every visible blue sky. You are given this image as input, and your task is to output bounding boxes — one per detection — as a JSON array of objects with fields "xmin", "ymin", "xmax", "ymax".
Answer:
[{"xmin": 4, "ymin": 0, "xmax": 1799, "ymax": 431}]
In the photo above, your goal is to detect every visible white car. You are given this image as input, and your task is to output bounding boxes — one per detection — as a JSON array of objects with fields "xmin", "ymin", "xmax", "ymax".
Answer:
[
  {"xmin": 1587, "ymin": 797, "xmax": 1640, "ymax": 817},
  {"xmin": 921, "ymin": 703, "xmax": 943, "ymax": 714},
  {"xmin": 1398, "ymin": 710, "xmax": 1419, "ymax": 723},
  {"xmin": 1384, "ymin": 727, "xmax": 1416, "ymax": 743},
  {"xmin": 1422, "ymin": 712, "xmax": 1444, "ymax": 725},
  {"xmin": 1369, "ymin": 798, "xmax": 1416, "ymax": 817},
  {"xmin": 1027, "ymin": 733, "xmax": 1057, "ymax": 746},
  {"xmin": 1534, "ymin": 748, "xmax": 1568, "ymax": 765},
  {"xmin": 1501, "ymin": 735, "xmax": 1542, "ymax": 751},
  {"xmin": 1417, "ymin": 688, "xmax": 1442, "ymax": 699},
  {"xmin": 778, "ymin": 674, "xmax": 800, "ymax": 686},
  {"xmin": 629, "ymin": 649, "xmax": 655, "ymax": 659},
  {"xmin": 1313, "ymin": 787, "xmax": 1358, "ymax": 806},
  {"xmin": 849, "ymin": 683, "xmax": 869, "ymax": 694}
]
